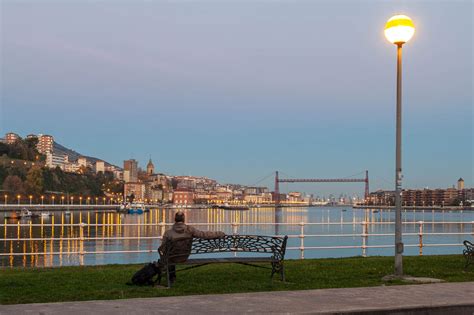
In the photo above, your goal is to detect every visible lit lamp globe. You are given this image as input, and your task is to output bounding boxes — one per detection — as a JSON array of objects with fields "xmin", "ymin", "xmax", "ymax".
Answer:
[{"xmin": 384, "ymin": 15, "xmax": 415, "ymax": 45}]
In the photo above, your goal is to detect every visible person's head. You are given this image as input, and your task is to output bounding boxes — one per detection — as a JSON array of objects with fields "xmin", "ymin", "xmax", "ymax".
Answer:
[{"xmin": 175, "ymin": 211, "xmax": 185, "ymax": 223}]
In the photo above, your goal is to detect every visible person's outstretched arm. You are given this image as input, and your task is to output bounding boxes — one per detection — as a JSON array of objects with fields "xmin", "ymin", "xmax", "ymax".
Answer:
[{"xmin": 188, "ymin": 226, "xmax": 225, "ymax": 239}]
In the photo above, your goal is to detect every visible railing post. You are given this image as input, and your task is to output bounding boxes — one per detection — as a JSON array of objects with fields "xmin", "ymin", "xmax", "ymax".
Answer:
[
  {"xmin": 79, "ymin": 222, "xmax": 85, "ymax": 262},
  {"xmin": 362, "ymin": 221, "xmax": 368, "ymax": 257},
  {"xmin": 299, "ymin": 222, "xmax": 305, "ymax": 259},
  {"xmin": 231, "ymin": 222, "xmax": 238, "ymax": 236},
  {"xmin": 418, "ymin": 221, "xmax": 423, "ymax": 256},
  {"xmin": 232, "ymin": 222, "xmax": 238, "ymax": 257}
]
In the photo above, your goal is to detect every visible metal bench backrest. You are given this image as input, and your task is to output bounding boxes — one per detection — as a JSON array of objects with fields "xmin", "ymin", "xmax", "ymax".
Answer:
[{"xmin": 161, "ymin": 235, "xmax": 288, "ymax": 263}]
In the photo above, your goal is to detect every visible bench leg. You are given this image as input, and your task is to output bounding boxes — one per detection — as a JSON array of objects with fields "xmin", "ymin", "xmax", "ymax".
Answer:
[
  {"xmin": 271, "ymin": 261, "xmax": 285, "ymax": 281},
  {"xmin": 465, "ymin": 253, "xmax": 473, "ymax": 270},
  {"xmin": 166, "ymin": 264, "xmax": 171, "ymax": 288}
]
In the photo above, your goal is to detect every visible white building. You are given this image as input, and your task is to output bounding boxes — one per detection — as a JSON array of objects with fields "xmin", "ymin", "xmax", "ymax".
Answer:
[
  {"xmin": 95, "ymin": 160, "xmax": 105, "ymax": 173},
  {"xmin": 46, "ymin": 152, "xmax": 68, "ymax": 169},
  {"xmin": 77, "ymin": 157, "xmax": 87, "ymax": 168},
  {"xmin": 123, "ymin": 170, "xmax": 130, "ymax": 182},
  {"xmin": 64, "ymin": 163, "xmax": 81, "ymax": 173},
  {"xmin": 37, "ymin": 134, "xmax": 54, "ymax": 154}
]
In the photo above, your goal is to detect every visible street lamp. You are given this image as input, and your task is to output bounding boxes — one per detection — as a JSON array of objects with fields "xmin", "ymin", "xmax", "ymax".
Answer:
[
  {"xmin": 29, "ymin": 195, "xmax": 33, "ymax": 205},
  {"xmin": 384, "ymin": 14, "xmax": 415, "ymax": 276},
  {"xmin": 4, "ymin": 194, "xmax": 7, "ymax": 205}
]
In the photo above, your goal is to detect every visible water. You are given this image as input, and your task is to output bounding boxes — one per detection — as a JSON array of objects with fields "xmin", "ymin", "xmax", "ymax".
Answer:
[{"xmin": 1, "ymin": 206, "xmax": 473, "ymax": 267}]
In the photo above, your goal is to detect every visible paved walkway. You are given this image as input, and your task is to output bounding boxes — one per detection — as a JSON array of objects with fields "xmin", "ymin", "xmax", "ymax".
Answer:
[{"xmin": 1, "ymin": 282, "xmax": 473, "ymax": 315}]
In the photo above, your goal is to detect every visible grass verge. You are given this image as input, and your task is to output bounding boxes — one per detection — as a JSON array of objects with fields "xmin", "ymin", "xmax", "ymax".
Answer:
[{"xmin": 1, "ymin": 255, "xmax": 473, "ymax": 305}]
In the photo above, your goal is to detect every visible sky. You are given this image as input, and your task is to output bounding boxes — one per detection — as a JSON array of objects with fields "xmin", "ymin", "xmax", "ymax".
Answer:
[{"xmin": 0, "ymin": 0, "xmax": 472, "ymax": 196}]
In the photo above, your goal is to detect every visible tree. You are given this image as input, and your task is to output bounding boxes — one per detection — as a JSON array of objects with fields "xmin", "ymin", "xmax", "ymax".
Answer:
[
  {"xmin": 0, "ymin": 143, "xmax": 8, "ymax": 156},
  {"xmin": 2, "ymin": 175, "xmax": 25, "ymax": 195},
  {"xmin": 8, "ymin": 141, "xmax": 28, "ymax": 160},
  {"xmin": 25, "ymin": 167, "xmax": 44, "ymax": 195},
  {"xmin": 0, "ymin": 165, "xmax": 8, "ymax": 184},
  {"xmin": 25, "ymin": 137, "xmax": 40, "ymax": 161}
]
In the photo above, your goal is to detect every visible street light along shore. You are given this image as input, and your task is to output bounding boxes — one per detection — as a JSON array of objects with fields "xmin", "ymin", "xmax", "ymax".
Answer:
[{"xmin": 384, "ymin": 14, "xmax": 415, "ymax": 276}]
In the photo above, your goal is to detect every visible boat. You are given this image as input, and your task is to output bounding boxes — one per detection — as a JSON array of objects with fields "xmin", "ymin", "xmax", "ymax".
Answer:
[
  {"xmin": 215, "ymin": 203, "xmax": 250, "ymax": 211},
  {"xmin": 4, "ymin": 212, "xmax": 20, "ymax": 220},
  {"xmin": 18, "ymin": 208, "xmax": 39, "ymax": 218},
  {"xmin": 118, "ymin": 202, "xmax": 130, "ymax": 213},
  {"xmin": 128, "ymin": 202, "xmax": 145, "ymax": 214},
  {"xmin": 128, "ymin": 209, "xmax": 144, "ymax": 214}
]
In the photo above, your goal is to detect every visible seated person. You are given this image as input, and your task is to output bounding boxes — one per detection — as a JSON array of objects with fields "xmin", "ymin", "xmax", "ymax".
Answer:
[{"xmin": 158, "ymin": 211, "xmax": 225, "ymax": 285}]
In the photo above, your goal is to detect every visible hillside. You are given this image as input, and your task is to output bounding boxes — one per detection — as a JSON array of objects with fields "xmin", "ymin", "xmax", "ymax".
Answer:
[{"xmin": 53, "ymin": 142, "xmax": 120, "ymax": 169}]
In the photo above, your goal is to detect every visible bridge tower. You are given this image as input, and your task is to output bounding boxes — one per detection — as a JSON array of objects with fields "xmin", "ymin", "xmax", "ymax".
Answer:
[
  {"xmin": 365, "ymin": 170, "xmax": 369, "ymax": 200},
  {"xmin": 274, "ymin": 171, "xmax": 280, "ymax": 207}
]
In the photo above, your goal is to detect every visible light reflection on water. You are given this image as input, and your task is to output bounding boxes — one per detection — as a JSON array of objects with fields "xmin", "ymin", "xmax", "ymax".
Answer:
[{"xmin": 1, "ymin": 207, "xmax": 473, "ymax": 267}]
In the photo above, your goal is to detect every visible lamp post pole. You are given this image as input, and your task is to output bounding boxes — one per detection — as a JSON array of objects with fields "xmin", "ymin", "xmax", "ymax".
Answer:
[
  {"xmin": 384, "ymin": 14, "xmax": 415, "ymax": 277},
  {"xmin": 394, "ymin": 42, "xmax": 404, "ymax": 276}
]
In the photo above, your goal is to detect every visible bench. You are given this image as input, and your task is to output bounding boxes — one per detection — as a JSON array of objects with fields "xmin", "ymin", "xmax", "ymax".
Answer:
[
  {"xmin": 463, "ymin": 240, "xmax": 473, "ymax": 269},
  {"xmin": 158, "ymin": 234, "xmax": 288, "ymax": 287}
]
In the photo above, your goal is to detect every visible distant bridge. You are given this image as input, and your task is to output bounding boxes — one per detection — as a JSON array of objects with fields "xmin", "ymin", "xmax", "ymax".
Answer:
[{"xmin": 274, "ymin": 170, "xmax": 369, "ymax": 206}]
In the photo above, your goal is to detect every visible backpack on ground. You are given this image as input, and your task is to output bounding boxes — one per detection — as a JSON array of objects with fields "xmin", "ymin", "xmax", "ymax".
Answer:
[{"xmin": 127, "ymin": 262, "xmax": 161, "ymax": 286}]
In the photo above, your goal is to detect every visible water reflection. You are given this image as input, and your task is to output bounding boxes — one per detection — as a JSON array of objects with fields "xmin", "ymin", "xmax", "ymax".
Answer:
[{"xmin": 1, "ymin": 207, "xmax": 473, "ymax": 267}]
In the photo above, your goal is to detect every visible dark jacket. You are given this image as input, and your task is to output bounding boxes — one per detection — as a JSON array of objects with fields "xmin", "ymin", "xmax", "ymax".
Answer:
[{"xmin": 159, "ymin": 222, "xmax": 225, "ymax": 263}]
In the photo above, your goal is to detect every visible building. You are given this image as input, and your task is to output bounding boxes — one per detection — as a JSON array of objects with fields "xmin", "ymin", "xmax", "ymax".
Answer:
[
  {"xmin": 367, "ymin": 190, "xmax": 395, "ymax": 206},
  {"xmin": 244, "ymin": 187, "xmax": 268, "ymax": 195},
  {"xmin": 369, "ymin": 184, "xmax": 472, "ymax": 207},
  {"xmin": 113, "ymin": 169, "xmax": 124, "ymax": 180},
  {"xmin": 5, "ymin": 132, "xmax": 19, "ymax": 144},
  {"xmin": 45, "ymin": 152, "xmax": 68, "ymax": 169},
  {"xmin": 214, "ymin": 186, "xmax": 233, "ymax": 201},
  {"xmin": 145, "ymin": 187, "xmax": 163, "ymax": 203},
  {"xmin": 77, "ymin": 157, "xmax": 88, "ymax": 169},
  {"xmin": 146, "ymin": 159, "xmax": 155, "ymax": 175},
  {"xmin": 173, "ymin": 189, "xmax": 194, "ymax": 205},
  {"xmin": 95, "ymin": 160, "xmax": 105, "ymax": 173},
  {"xmin": 123, "ymin": 159, "xmax": 138, "ymax": 183},
  {"xmin": 194, "ymin": 192, "xmax": 213, "ymax": 204},
  {"xmin": 288, "ymin": 192, "xmax": 302, "ymax": 203},
  {"xmin": 123, "ymin": 170, "xmax": 130, "ymax": 182},
  {"xmin": 37, "ymin": 134, "xmax": 54, "ymax": 154},
  {"xmin": 244, "ymin": 193, "xmax": 272, "ymax": 204},
  {"xmin": 64, "ymin": 162, "xmax": 81, "ymax": 173},
  {"xmin": 124, "ymin": 182, "xmax": 145, "ymax": 201},
  {"xmin": 458, "ymin": 178, "xmax": 465, "ymax": 190}
]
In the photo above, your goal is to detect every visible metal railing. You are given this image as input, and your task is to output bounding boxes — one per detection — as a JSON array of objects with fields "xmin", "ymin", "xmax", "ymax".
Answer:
[{"xmin": 1, "ymin": 221, "xmax": 473, "ymax": 260}]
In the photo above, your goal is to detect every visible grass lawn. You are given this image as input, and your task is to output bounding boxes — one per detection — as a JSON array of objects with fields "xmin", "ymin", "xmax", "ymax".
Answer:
[{"xmin": 1, "ymin": 255, "xmax": 473, "ymax": 305}]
